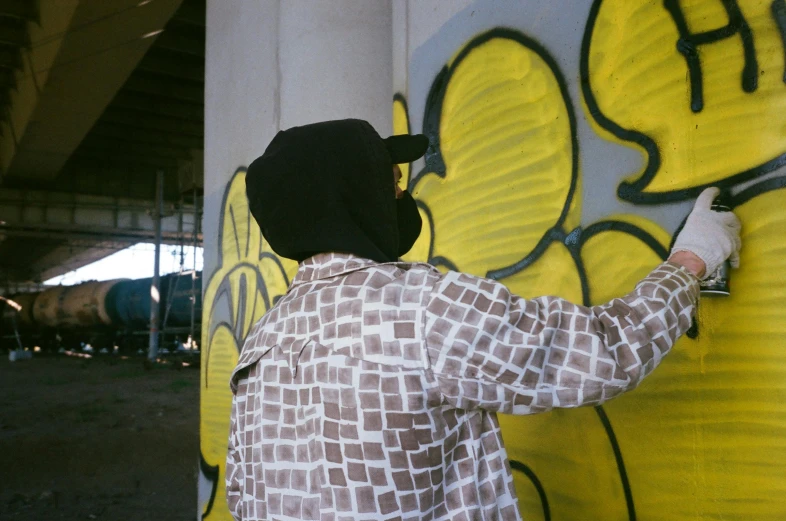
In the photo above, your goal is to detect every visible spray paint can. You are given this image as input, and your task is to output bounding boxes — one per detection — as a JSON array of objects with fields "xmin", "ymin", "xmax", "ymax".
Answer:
[{"xmin": 699, "ymin": 193, "xmax": 732, "ymax": 297}]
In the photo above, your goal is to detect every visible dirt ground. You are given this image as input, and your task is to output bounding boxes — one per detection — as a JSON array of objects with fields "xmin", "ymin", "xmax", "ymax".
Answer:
[{"xmin": 0, "ymin": 354, "xmax": 200, "ymax": 521}]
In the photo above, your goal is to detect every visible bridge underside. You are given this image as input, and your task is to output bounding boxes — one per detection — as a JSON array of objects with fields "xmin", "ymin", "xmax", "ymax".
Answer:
[{"xmin": 0, "ymin": 0, "xmax": 205, "ymax": 286}]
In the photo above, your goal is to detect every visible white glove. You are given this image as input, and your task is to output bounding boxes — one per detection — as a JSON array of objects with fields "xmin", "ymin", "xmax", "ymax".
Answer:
[{"xmin": 671, "ymin": 187, "xmax": 742, "ymax": 279}]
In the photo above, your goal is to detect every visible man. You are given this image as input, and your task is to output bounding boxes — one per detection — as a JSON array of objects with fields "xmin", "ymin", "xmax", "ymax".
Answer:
[{"xmin": 226, "ymin": 119, "xmax": 741, "ymax": 520}]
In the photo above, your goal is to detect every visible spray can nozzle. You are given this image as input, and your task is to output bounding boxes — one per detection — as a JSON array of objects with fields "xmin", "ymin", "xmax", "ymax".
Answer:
[{"xmin": 699, "ymin": 191, "xmax": 732, "ymax": 297}]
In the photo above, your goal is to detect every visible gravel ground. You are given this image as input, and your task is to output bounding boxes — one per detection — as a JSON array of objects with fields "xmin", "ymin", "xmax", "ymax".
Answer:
[{"xmin": 0, "ymin": 354, "xmax": 200, "ymax": 521}]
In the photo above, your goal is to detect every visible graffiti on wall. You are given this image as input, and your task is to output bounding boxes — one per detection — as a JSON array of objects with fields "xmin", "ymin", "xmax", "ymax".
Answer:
[
  {"xmin": 394, "ymin": 1, "xmax": 786, "ymax": 520},
  {"xmin": 199, "ymin": 169, "xmax": 298, "ymax": 519},
  {"xmin": 200, "ymin": 1, "xmax": 786, "ymax": 519}
]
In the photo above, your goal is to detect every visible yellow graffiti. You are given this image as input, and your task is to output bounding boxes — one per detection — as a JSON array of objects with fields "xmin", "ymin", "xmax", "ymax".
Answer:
[
  {"xmin": 405, "ymin": 34, "xmax": 581, "ymax": 282},
  {"xmin": 200, "ymin": 170, "xmax": 297, "ymax": 520},
  {"xmin": 397, "ymin": 13, "xmax": 786, "ymax": 519},
  {"xmin": 201, "ymin": 3, "xmax": 786, "ymax": 517},
  {"xmin": 603, "ymin": 186, "xmax": 786, "ymax": 520},
  {"xmin": 396, "ymin": 30, "xmax": 674, "ymax": 519},
  {"xmin": 587, "ymin": 0, "xmax": 786, "ymax": 199}
]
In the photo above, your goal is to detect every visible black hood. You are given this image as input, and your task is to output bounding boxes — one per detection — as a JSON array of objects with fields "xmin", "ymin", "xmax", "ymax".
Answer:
[{"xmin": 245, "ymin": 119, "xmax": 426, "ymax": 263}]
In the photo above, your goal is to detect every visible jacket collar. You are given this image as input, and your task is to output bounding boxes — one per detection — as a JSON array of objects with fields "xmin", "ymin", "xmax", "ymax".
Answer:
[
  {"xmin": 290, "ymin": 253, "xmax": 381, "ymax": 286},
  {"xmin": 290, "ymin": 252, "xmax": 438, "ymax": 287}
]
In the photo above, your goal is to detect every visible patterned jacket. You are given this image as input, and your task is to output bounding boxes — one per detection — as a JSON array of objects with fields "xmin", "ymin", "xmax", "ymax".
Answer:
[{"xmin": 226, "ymin": 253, "xmax": 699, "ymax": 520}]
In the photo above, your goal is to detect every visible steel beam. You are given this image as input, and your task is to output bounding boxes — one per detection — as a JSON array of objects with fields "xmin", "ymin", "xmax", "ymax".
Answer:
[
  {"xmin": 122, "ymin": 72, "xmax": 204, "ymax": 104},
  {"xmin": 136, "ymin": 50, "xmax": 205, "ymax": 83},
  {"xmin": 0, "ymin": 188, "xmax": 202, "ymax": 245},
  {"xmin": 108, "ymin": 91, "xmax": 203, "ymax": 122},
  {"xmin": 99, "ymin": 106, "xmax": 204, "ymax": 136}
]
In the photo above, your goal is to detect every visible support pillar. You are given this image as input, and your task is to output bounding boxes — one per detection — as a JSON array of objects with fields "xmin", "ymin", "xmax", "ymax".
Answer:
[{"xmin": 147, "ymin": 170, "xmax": 164, "ymax": 363}]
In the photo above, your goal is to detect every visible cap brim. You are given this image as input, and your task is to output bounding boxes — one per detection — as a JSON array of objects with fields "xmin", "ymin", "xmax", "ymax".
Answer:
[{"xmin": 384, "ymin": 134, "xmax": 429, "ymax": 164}]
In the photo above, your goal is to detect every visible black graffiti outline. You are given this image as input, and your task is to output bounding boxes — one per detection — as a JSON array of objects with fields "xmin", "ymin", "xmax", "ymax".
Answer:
[
  {"xmin": 771, "ymin": 0, "xmax": 786, "ymax": 84},
  {"xmin": 580, "ymin": 0, "xmax": 786, "ymax": 204},
  {"xmin": 509, "ymin": 460, "xmax": 551, "ymax": 521},
  {"xmin": 415, "ymin": 68, "xmax": 449, "ymax": 182},
  {"xmin": 404, "ymin": 28, "xmax": 674, "ymax": 519},
  {"xmin": 508, "ymin": 217, "xmax": 670, "ymax": 521},
  {"xmin": 594, "ymin": 406, "xmax": 637, "ymax": 521},
  {"xmin": 200, "ymin": 167, "xmax": 292, "ymax": 519},
  {"xmin": 664, "ymin": 0, "xmax": 758, "ymax": 113},
  {"xmin": 732, "ymin": 173, "xmax": 786, "ymax": 206},
  {"xmin": 410, "ymin": 28, "xmax": 580, "ymax": 279},
  {"xmin": 393, "ymin": 92, "xmax": 419, "ymax": 189},
  {"xmin": 566, "ymin": 218, "xmax": 670, "ymax": 521},
  {"xmin": 393, "ymin": 92, "xmax": 411, "ymax": 133},
  {"xmin": 199, "ymin": 453, "xmax": 220, "ymax": 519}
]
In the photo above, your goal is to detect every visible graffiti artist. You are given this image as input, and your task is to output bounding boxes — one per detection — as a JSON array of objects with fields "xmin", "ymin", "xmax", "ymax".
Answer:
[{"xmin": 225, "ymin": 119, "xmax": 742, "ymax": 520}]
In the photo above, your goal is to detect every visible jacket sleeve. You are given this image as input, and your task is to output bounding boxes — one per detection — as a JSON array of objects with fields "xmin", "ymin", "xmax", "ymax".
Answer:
[
  {"xmin": 225, "ymin": 392, "xmax": 243, "ymax": 520},
  {"xmin": 423, "ymin": 262, "xmax": 699, "ymax": 414}
]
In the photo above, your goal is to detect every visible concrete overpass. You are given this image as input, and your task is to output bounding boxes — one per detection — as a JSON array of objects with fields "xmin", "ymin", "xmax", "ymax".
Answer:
[{"xmin": 0, "ymin": 0, "xmax": 204, "ymax": 286}]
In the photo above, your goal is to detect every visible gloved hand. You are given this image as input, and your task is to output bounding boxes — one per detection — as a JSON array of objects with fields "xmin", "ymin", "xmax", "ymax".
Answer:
[{"xmin": 671, "ymin": 187, "xmax": 742, "ymax": 279}]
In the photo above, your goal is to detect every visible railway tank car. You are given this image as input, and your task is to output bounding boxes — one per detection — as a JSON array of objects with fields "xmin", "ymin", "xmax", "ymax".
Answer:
[{"xmin": 1, "ymin": 272, "xmax": 202, "ymax": 353}]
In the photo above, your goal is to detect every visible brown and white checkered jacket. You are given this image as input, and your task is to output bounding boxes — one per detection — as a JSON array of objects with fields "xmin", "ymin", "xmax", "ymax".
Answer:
[{"xmin": 226, "ymin": 253, "xmax": 698, "ymax": 520}]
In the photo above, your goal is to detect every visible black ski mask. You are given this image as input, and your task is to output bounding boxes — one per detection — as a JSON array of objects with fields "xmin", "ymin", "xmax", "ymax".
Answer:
[{"xmin": 245, "ymin": 119, "xmax": 429, "ymax": 263}]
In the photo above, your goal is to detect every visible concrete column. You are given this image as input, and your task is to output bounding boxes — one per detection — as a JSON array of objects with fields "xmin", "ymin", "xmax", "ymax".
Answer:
[
  {"xmin": 278, "ymin": 1, "xmax": 392, "ymax": 133},
  {"xmin": 201, "ymin": 2, "xmax": 393, "ymax": 518}
]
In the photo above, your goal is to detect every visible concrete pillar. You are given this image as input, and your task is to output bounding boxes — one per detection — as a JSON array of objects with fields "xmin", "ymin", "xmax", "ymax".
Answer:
[
  {"xmin": 278, "ymin": 1, "xmax": 392, "ymax": 132},
  {"xmin": 201, "ymin": 2, "xmax": 392, "ymax": 518}
]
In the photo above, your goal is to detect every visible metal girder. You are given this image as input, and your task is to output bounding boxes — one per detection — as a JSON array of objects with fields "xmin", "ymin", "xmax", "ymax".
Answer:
[
  {"xmin": 110, "ymin": 91, "xmax": 203, "ymax": 121},
  {"xmin": 71, "ymin": 148, "xmax": 181, "ymax": 169},
  {"xmin": 99, "ymin": 106, "xmax": 203, "ymax": 136},
  {"xmin": 79, "ymin": 135, "xmax": 193, "ymax": 161},
  {"xmin": 0, "ymin": 188, "xmax": 202, "ymax": 245},
  {"xmin": 89, "ymin": 122, "xmax": 203, "ymax": 150},
  {"xmin": 154, "ymin": 26, "xmax": 204, "ymax": 57},
  {"xmin": 137, "ymin": 50, "xmax": 204, "ymax": 83},
  {"xmin": 123, "ymin": 71, "xmax": 204, "ymax": 104}
]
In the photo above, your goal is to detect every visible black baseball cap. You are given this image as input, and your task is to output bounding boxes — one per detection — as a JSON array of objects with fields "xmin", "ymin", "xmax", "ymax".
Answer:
[{"xmin": 383, "ymin": 134, "xmax": 429, "ymax": 164}]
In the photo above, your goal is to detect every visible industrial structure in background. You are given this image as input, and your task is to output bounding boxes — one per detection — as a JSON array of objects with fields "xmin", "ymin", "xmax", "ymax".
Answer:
[{"xmin": 0, "ymin": 0, "xmax": 205, "ymax": 356}]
